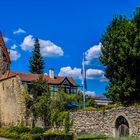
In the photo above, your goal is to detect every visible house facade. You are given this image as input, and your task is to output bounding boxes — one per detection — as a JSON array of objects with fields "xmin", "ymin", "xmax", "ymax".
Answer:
[{"xmin": 0, "ymin": 32, "xmax": 78, "ymax": 127}]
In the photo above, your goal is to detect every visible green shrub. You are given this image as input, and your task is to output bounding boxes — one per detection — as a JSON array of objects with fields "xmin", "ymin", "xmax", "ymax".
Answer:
[
  {"xmin": 9, "ymin": 126, "xmax": 31, "ymax": 134},
  {"xmin": 107, "ymin": 137, "xmax": 140, "ymax": 140},
  {"xmin": 31, "ymin": 127, "xmax": 44, "ymax": 134},
  {"xmin": 19, "ymin": 133, "xmax": 32, "ymax": 140},
  {"xmin": 44, "ymin": 131, "xmax": 73, "ymax": 140},
  {"xmin": 81, "ymin": 107, "xmax": 99, "ymax": 111},
  {"xmin": 0, "ymin": 128, "xmax": 19, "ymax": 139},
  {"xmin": 76, "ymin": 135, "xmax": 107, "ymax": 140},
  {"xmin": 43, "ymin": 133, "xmax": 73, "ymax": 140},
  {"xmin": 0, "ymin": 128, "xmax": 73, "ymax": 140},
  {"xmin": 64, "ymin": 112, "xmax": 70, "ymax": 133},
  {"xmin": 0, "ymin": 128, "xmax": 20, "ymax": 139},
  {"xmin": 32, "ymin": 134, "xmax": 44, "ymax": 140}
]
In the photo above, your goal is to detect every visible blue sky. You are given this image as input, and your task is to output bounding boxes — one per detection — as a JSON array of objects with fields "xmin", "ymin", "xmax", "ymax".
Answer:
[{"xmin": 0, "ymin": 0, "xmax": 140, "ymax": 96}]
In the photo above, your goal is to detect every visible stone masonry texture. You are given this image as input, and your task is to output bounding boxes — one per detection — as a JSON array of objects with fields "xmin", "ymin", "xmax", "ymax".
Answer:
[
  {"xmin": 0, "ymin": 76, "xmax": 26, "ymax": 127},
  {"xmin": 70, "ymin": 107, "xmax": 140, "ymax": 137}
]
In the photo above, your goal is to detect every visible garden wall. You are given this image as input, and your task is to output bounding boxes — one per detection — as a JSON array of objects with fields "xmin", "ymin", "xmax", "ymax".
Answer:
[{"xmin": 70, "ymin": 107, "xmax": 140, "ymax": 137}]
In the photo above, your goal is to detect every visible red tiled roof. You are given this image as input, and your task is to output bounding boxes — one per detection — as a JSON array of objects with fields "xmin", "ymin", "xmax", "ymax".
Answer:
[
  {"xmin": 0, "ymin": 70, "xmax": 16, "ymax": 80},
  {"xmin": 0, "ymin": 71, "xmax": 77, "ymax": 86}
]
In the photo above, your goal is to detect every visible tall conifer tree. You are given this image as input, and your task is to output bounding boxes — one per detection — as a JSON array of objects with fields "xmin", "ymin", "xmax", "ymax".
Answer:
[{"xmin": 29, "ymin": 39, "xmax": 44, "ymax": 74}]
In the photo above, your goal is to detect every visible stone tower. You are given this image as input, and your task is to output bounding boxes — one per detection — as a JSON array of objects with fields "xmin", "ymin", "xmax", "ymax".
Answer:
[{"xmin": 0, "ymin": 32, "xmax": 10, "ymax": 75}]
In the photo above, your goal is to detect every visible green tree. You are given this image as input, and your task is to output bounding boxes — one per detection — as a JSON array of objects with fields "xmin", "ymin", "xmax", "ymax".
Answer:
[
  {"xmin": 50, "ymin": 89, "xmax": 79, "ymax": 132},
  {"xmin": 86, "ymin": 97, "xmax": 96, "ymax": 107},
  {"xmin": 100, "ymin": 7, "xmax": 140, "ymax": 105},
  {"xmin": 30, "ymin": 76, "xmax": 50, "ymax": 128},
  {"xmin": 29, "ymin": 38, "xmax": 44, "ymax": 74}
]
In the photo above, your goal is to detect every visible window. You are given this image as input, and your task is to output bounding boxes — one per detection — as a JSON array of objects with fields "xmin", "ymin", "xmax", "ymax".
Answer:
[
  {"xmin": 49, "ymin": 85, "xmax": 54, "ymax": 91},
  {"xmin": 66, "ymin": 87, "xmax": 70, "ymax": 93},
  {"xmin": 71, "ymin": 87, "xmax": 77, "ymax": 93},
  {"xmin": 54, "ymin": 86, "xmax": 59, "ymax": 92},
  {"xmin": 49, "ymin": 85, "xmax": 59, "ymax": 92}
]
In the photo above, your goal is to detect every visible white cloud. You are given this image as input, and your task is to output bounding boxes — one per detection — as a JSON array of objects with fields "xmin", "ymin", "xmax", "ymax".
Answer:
[
  {"xmin": 11, "ymin": 44, "xmax": 17, "ymax": 50},
  {"xmin": 58, "ymin": 66, "xmax": 108, "ymax": 82},
  {"xmin": 85, "ymin": 91, "xmax": 96, "ymax": 96},
  {"xmin": 86, "ymin": 69, "xmax": 104, "ymax": 79},
  {"xmin": 100, "ymin": 75, "xmax": 109, "ymax": 82},
  {"xmin": 58, "ymin": 66, "xmax": 81, "ymax": 79},
  {"xmin": 40, "ymin": 39, "xmax": 64, "ymax": 57},
  {"xmin": 3, "ymin": 37, "xmax": 9, "ymax": 43},
  {"xmin": 85, "ymin": 42, "xmax": 102, "ymax": 65},
  {"xmin": 86, "ymin": 69, "xmax": 108, "ymax": 82},
  {"xmin": 20, "ymin": 35, "xmax": 34, "ymax": 51},
  {"xmin": 13, "ymin": 28, "xmax": 26, "ymax": 34},
  {"xmin": 10, "ymin": 50, "xmax": 21, "ymax": 61},
  {"xmin": 20, "ymin": 35, "xmax": 64, "ymax": 57}
]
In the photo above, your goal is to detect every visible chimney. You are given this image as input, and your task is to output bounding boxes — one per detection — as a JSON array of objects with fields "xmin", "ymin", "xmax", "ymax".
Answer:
[{"xmin": 49, "ymin": 68, "xmax": 54, "ymax": 79}]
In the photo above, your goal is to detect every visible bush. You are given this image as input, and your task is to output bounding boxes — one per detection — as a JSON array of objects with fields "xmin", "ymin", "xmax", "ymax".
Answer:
[
  {"xmin": 107, "ymin": 137, "xmax": 140, "ymax": 140},
  {"xmin": 19, "ymin": 133, "xmax": 32, "ymax": 140},
  {"xmin": 81, "ymin": 107, "xmax": 99, "ymax": 111},
  {"xmin": 76, "ymin": 135, "xmax": 107, "ymax": 140},
  {"xmin": 9, "ymin": 126, "xmax": 31, "ymax": 134},
  {"xmin": 43, "ymin": 133, "xmax": 73, "ymax": 140},
  {"xmin": 32, "ymin": 134, "xmax": 44, "ymax": 140},
  {"xmin": 0, "ymin": 128, "xmax": 20, "ymax": 139},
  {"xmin": 0, "ymin": 127, "xmax": 73, "ymax": 140},
  {"xmin": 64, "ymin": 112, "xmax": 70, "ymax": 133},
  {"xmin": 31, "ymin": 127, "xmax": 44, "ymax": 134},
  {"xmin": 44, "ymin": 130, "xmax": 73, "ymax": 140}
]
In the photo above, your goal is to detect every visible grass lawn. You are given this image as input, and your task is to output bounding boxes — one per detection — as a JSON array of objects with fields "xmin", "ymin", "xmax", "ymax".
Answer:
[{"xmin": 107, "ymin": 137, "xmax": 140, "ymax": 140}]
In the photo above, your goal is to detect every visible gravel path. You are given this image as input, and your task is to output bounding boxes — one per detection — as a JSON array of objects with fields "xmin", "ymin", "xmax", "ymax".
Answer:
[{"xmin": 0, "ymin": 138, "xmax": 10, "ymax": 140}]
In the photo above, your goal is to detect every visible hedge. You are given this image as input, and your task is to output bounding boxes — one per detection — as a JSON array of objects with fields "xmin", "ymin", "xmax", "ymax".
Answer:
[
  {"xmin": 43, "ymin": 133, "xmax": 73, "ymax": 140},
  {"xmin": 0, "ymin": 128, "xmax": 73, "ymax": 140},
  {"xmin": 76, "ymin": 135, "xmax": 107, "ymax": 140}
]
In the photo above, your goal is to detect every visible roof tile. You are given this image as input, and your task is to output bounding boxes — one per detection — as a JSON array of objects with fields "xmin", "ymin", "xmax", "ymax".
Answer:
[{"xmin": 0, "ymin": 71, "xmax": 77, "ymax": 86}]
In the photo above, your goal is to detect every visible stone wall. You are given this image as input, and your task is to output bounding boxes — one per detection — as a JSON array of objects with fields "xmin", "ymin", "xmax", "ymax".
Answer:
[
  {"xmin": 70, "ymin": 107, "xmax": 140, "ymax": 137},
  {"xmin": 0, "ymin": 76, "xmax": 26, "ymax": 127}
]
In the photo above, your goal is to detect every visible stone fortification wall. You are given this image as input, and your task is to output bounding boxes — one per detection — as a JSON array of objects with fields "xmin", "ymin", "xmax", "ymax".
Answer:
[
  {"xmin": 0, "ymin": 76, "xmax": 26, "ymax": 127},
  {"xmin": 70, "ymin": 107, "xmax": 140, "ymax": 137}
]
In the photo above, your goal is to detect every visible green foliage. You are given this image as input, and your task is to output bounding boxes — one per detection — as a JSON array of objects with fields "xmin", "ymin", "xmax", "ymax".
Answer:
[
  {"xmin": 30, "ymin": 76, "xmax": 51, "ymax": 127},
  {"xmin": 22, "ymin": 86, "xmax": 31, "ymax": 124},
  {"xmin": 32, "ymin": 133, "xmax": 44, "ymax": 140},
  {"xmin": 0, "ymin": 127, "xmax": 71, "ymax": 140},
  {"xmin": 0, "ymin": 127, "xmax": 32, "ymax": 140},
  {"xmin": 133, "ymin": 6, "xmax": 140, "ymax": 29},
  {"xmin": 76, "ymin": 135, "xmax": 107, "ymax": 140},
  {"xmin": 22, "ymin": 86, "xmax": 30, "ymax": 105},
  {"xmin": 86, "ymin": 97, "xmax": 96, "ymax": 107},
  {"xmin": 44, "ymin": 131, "xmax": 73, "ymax": 140},
  {"xmin": 19, "ymin": 133, "xmax": 32, "ymax": 140},
  {"xmin": 107, "ymin": 137, "xmax": 140, "ymax": 140},
  {"xmin": 31, "ymin": 127, "xmax": 44, "ymax": 134},
  {"xmin": 0, "ymin": 128, "xmax": 17, "ymax": 139},
  {"xmin": 29, "ymin": 38, "xmax": 44, "ymax": 74},
  {"xmin": 64, "ymin": 112, "xmax": 70, "ymax": 133},
  {"xmin": 8, "ymin": 126, "xmax": 31, "ymax": 134},
  {"xmin": 100, "ymin": 6, "xmax": 140, "ymax": 105},
  {"xmin": 50, "ymin": 90, "xmax": 76, "ymax": 132},
  {"xmin": 81, "ymin": 106, "xmax": 115, "ymax": 111},
  {"xmin": 0, "ymin": 127, "xmax": 43, "ymax": 140},
  {"xmin": 81, "ymin": 107, "xmax": 99, "ymax": 111}
]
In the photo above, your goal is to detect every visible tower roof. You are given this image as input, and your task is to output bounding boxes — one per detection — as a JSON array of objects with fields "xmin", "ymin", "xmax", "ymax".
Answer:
[{"xmin": 0, "ymin": 32, "xmax": 10, "ymax": 63}]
